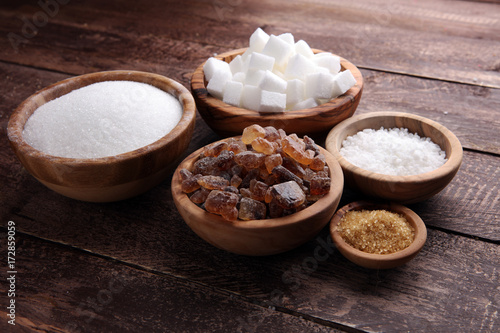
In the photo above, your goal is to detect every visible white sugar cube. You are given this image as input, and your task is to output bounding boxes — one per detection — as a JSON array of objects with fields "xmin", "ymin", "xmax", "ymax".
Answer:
[
  {"xmin": 207, "ymin": 69, "xmax": 232, "ymax": 99},
  {"xmin": 241, "ymin": 85, "xmax": 261, "ymax": 111},
  {"xmin": 284, "ymin": 53, "xmax": 317, "ymax": 80},
  {"xmin": 232, "ymin": 72, "xmax": 246, "ymax": 83},
  {"xmin": 305, "ymin": 72, "xmax": 335, "ymax": 100},
  {"xmin": 259, "ymin": 70, "xmax": 287, "ymax": 93},
  {"xmin": 259, "ymin": 90, "xmax": 286, "ymax": 112},
  {"xmin": 313, "ymin": 66, "xmax": 331, "ymax": 75},
  {"xmin": 274, "ymin": 70, "xmax": 286, "ymax": 80},
  {"xmin": 277, "ymin": 33, "xmax": 294, "ymax": 45},
  {"xmin": 261, "ymin": 35, "xmax": 295, "ymax": 70},
  {"xmin": 204, "ymin": 57, "xmax": 231, "ymax": 81},
  {"xmin": 247, "ymin": 52, "xmax": 275, "ymax": 72},
  {"xmin": 286, "ymin": 79, "xmax": 305, "ymax": 106},
  {"xmin": 223, "ymin": 81, "xmax": 244, "ymax": 106},
  {"xmin": 291, "ymin": 97, "xmax": 318, "ymax": 111},
  {"xmin": 205, "ymin": 29, "xmax": 356, "ymax": 112},
  {"xmin": 331, "ymin": 70, "xmax": 356, "ymax": 98},
  {"xmin": 229, "ymin": 55, "xmax": 245, "ymax": 74},
  {"xmin": 313, "ymin": 52, "xmax": 341, "ymax": 74},
  {"xmin": 294, "ymin": 40, "xmax": 314, "ymax": 59},
  {"xmin": 249, "ymin": 27, "xmax": 270, "ymax": 53},
  {"xmin": 245, "ymin": 68, "xmax": 265, "ymax": 86}
]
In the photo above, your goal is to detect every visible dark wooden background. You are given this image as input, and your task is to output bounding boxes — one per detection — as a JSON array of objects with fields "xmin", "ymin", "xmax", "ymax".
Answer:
[{"xmin": 0, "ymin": 0, "xmax": 499, "ymax": 332}]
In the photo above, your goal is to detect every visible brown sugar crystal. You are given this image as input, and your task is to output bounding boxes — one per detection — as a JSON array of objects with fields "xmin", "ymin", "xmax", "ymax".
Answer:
[
  {"xmin": 180, "ymin": 125, "xmax": 332, "ymax": 221},
  {"xmin": 337, "ymin": 209, "xmax": 415, "ymax": 254}
]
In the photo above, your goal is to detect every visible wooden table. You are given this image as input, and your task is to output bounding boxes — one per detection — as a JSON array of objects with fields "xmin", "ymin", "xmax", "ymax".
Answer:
[{"xmin": 1, "ymin": 1, "xmax": 499, "ymax": 332}]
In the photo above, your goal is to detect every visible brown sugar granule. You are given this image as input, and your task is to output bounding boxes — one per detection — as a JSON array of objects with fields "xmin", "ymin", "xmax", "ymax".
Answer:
[{"xmin": 337, "ymin": 209, "xmax": 415, "ymax": 254}]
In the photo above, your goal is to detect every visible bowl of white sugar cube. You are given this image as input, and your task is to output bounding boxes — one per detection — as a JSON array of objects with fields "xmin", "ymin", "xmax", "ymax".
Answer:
[
  {"xmin": 191, "ymin": 28, "xmax": 363, "ymax": 137},
  {"xmin": 325, "ymin": 112, "xmax": 463, "ymax": 204},
  {"xmin": 7, "ymin": 70, "xmax": 196, "ymax": 202}
]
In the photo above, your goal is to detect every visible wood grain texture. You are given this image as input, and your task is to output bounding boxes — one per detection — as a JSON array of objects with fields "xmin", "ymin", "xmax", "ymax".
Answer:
[
  {"xmin": 1, "ymin": 221, "xmax": 497, "ymax": 332},
  {"xmin": 0, "ymin": 66, "xmax": 498, "ymax": 240},
  {"xmin": 1, "ymin": 0, "xmax": 499, "ymax": 87},
  {"xmin": 0, "ymin": 232, "xmax": 344, "ymax": 333},
  {"xmin": 0, "ymin": 1, "xmax": 499, "ymax": 332},
  {"xmin": 1, "ymin": 3, "xmax": 499, "ymax": 154},
  {"xmin": 357, "ymin": 69, "xmax": 500, "ymax": 155},
  {"xmin": 191, "ymin": 48, "xmax": 363, "ymax": 137}
]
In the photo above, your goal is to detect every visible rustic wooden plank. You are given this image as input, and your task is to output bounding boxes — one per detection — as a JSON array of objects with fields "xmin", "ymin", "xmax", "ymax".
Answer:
[
  {"xmin": 1, "ymin": 2, "xmax": 498, "ymax": 333},
  {"xmin": 357, "ymin": 68, "xmax": 500, "ymax": 155},
  {"xmin": 0, "ymin": 59, "xmax": 498, "ymax": 329},
  {"xmin": 0, "ymin": 232, "xmax": 347, "ymax": 333},
  {"xmin": 1, "ymin": 2, "xmax": 500, "ymax": 154},
  {"xmin": 1, "ymin": 0, "xmax": 499, "ymax": 87},
  {"xmin": 1, "ymin": 218, "xmax": 498, "ymax": 332},
  {"xmin": 0, "ymin": 49, "xmax": 499, "ymax": 157},
  {"xmin": 0, "ymin": 62, "xmax": 498, "ymax": 239}
]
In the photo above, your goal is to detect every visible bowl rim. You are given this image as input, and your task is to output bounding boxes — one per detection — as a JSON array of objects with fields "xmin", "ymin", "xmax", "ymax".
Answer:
[
  {"xmin": 7, "ymin": 70, "xmax": 197, "ymax": 166},
  {"xmin": 190, "ymin": 47, "xmax": 363, "ymax": 118},
  {"xmin": 171, "ymin": 136, "xmax": 344, "ymax": 230},
  {"xmin": 330, "ymin": 200, "xmax": 427, "ymax": 264},
  {"xmin": 325, "ymin": 111, "xmax": 463, "ymax": 183}
]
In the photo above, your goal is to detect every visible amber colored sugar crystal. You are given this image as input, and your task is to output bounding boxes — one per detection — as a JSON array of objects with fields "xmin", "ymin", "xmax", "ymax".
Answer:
[
  {"xmin": 337, "ymin": 210, "xmax": 415, "ymax": 254},
  {"xmin": 180, "ymin": 124, "xmax": 332, "ymax": 221}
]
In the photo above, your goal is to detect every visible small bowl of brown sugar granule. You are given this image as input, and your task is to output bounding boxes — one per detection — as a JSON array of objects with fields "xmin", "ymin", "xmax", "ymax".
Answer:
[{"xmin": 330, "ymin": 201, "xmax": 427, "ymax": 269}]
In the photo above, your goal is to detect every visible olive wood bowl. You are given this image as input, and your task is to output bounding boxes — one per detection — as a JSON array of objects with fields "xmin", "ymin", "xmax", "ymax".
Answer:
[
  {"xmin": 330, "ymin": 201, "xmax": 427, "ymax": 269},
  {"xmin": 171, "ymin": 138, "xmax": 344, "ymax": 256},
  {"xmin": 191, "ymin": 48, "xmax": 363, "ymax": 137},
  {"xmin": 8, "ymin": 70, "xmax": 196, "ymax": 202},
  {"xmin": 325, "ymin": 111, "xmax": 463, "ymax": 204}
]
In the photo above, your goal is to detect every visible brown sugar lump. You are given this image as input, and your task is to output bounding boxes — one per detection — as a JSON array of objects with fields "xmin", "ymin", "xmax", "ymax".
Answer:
[
  {"xmin": 203, "ymin": 141, "xmax": 228, "ymax": 157},
  {"xmin": 309, "ymin": 176, "xmax": 331, "ymax": 196},
  {"xmin": 249, "ymin": 179, "xmax": 269, "ymax": 201},
  {"xmin": 234, "ymin": 151, "xmax": 266, "ymax": 170},
  {"xmin": 282, "ymin": 156, "xmax": 306, "ymax": 178},
  {"xmin": 271, "ymin": 165, "xmax": 305, "ymax": 191},
  {"xmin": 251, "ymin": 137, "xmax": 278, "ymax": 155},
  {"xmin": 197, "ymin": 175, "xmax": 230, "ymax": 190},
  {"xmin": 239, "ymin": 197, "xmax": 267, "ymax": 220},
  {"xmin": 264, "ymin": 154, "xmax": 283, "ymax": 174},
  {"xmin": 190, "ymin": 187, "xmax": 211, "ymax": 204},
  {"xmin": 309, "ymin": 153, "xmax": 326, "ymax": 171},
  {"xmin": 180, "ymin": 169, "xmax": 201, "ymax": 193},
  {"xmin": 282, "ymin": 135, "xmax": 315, "ymax": 165},
  {"xmin": 180, "ymin": 124, "xmax": 332, "ymax": 221},
  {"xmin": 205, "ymin": 190, "xmax": 239, "ymax": 221},
  {"xmin": 242, "ymin": 124, "xmax": 266, "ymax": 144},
  {"xmin": 337, "ymin": 209, "xmax": 415, "ymax": 254},
  {"xmin": 263, "ymin": 126, "xmax": 281, "ymax": 142},
  {"xmin": 268, "ymin": 181, "xmax": 306, "ymax": 209},
  {"xmin": 227, "ymin": 137, "xmax": 247, "ymax": 154}
]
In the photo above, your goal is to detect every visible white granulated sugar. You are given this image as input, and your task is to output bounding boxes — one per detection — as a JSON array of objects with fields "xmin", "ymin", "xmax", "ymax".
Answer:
[
  {"xmin": 340, "ymin": 127, "xmax": 447, "ymax": 176},
  {"xmin": 23, "ymin": 81, "xmax": 183, "ymax": 159}
]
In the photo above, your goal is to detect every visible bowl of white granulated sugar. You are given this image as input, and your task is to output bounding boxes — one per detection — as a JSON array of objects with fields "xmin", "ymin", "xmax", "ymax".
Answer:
[
  {"xmin": 325, "ymin": 111, "xmax": 463, "ymax": 203},
  {"xmin": 8, "ymin": 70, "xmax": 196, "ymax": 202}
]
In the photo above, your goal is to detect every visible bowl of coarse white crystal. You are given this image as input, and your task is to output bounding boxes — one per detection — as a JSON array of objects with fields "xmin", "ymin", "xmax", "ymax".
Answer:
[
  {"xmin": 7, "ymin": 70, "xmax": 196, "ymax": 202},
  {"xmin": 191, "ymin": 29, "xmax": 363, "ymax": 138},
  {"xmin": 325, "ymin": 112, "xmax": 463, "ymax": 204}
]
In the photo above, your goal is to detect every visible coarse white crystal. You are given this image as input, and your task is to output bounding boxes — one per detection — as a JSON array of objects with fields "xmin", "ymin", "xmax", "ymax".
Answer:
[{"xmin": 340, "ymin": 127, "xmax": 447, "ymax": 176}]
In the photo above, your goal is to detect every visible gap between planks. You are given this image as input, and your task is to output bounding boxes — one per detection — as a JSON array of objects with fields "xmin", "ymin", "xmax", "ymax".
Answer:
[{"xmin": 0, "ymin": 225, "xmax": 366, "ymax": 333}]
